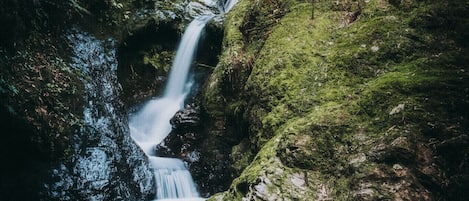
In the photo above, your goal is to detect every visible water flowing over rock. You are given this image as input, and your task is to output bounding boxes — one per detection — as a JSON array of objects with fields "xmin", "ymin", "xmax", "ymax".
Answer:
[
  {"xmin": 221, "ymin": 0, "xmax": 239, "ymax": 13},
  {"xmin": 129, "ymin": 15, "xmax": 214, "ymax": 200},
  {"xmin": 43, "ymin": 30, "xmax": 155, "ymax": 200},
  {"xmin": 130, "ymin": 15, "xmax": 214, "ymax": 154},
  {"xmin": 116, "ymin": 0, "xmax": 230, "ymax": 198},
  {"xmin": 187, "ymin": 0, "xmax": 219, "ymax": 18}
]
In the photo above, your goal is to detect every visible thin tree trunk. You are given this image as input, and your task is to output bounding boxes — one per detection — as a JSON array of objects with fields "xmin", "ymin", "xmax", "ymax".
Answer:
[{"xmin": 311, "ymin": 0, "xmax": 315, "ymax": 20}]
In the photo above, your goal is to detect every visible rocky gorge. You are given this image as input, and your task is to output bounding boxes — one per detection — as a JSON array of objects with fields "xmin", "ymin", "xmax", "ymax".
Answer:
[{"xmin": 0, "ymin": 0, "xmax": 468, "ymax": 200}]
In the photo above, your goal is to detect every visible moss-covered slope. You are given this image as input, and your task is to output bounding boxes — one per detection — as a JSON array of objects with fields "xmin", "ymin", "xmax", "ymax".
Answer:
[{"xmin": 204, "ymin": 0, "xmax": 469, "ymax": 200}]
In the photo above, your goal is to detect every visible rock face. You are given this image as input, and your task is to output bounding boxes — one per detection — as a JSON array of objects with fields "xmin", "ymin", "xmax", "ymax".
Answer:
[
  {"xmin": 156, "ymin": 99, "xmax": 234, "ymax": 197},
  {"xmin": 201, "ymin": 0, "xmax": 469, "ymax": 200},
  {"xmin": 117, "ymin": 22, "xmax": 180, "ymax": 105},
  {"xmin": 42, "ymin": 30, "xmax": 155, "ymax": 201},
  {"xmin": 0, "ymin": 0, "xmax": 160, "ymax": 200}
]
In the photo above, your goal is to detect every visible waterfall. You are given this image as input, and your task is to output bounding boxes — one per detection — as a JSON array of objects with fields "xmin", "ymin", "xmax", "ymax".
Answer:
[
  {"xmin": 129, "ymin": 15, "xmax": 214, "ymax": 200},
  {"xmin": 130, "ymin": 15, "xmax": 213, "ymax": 154},
  {"xmin": 164, "ymin": 15, "xmax": 215, "ymax": 99},
  {"xmin": 223, "ymin": 0, "xmax": 238, "ymax": 13}
]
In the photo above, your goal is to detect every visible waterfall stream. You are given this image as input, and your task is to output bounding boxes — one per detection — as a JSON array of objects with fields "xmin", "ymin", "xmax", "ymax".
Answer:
[
  {"xmin": 129, "ymin": 16, "xmax": 213, "ymax": 200},
  {"xmin": 129, "ymin": 1, "xmax": 238, "ymax": 200},
  {"xmin": 222, "ymin": 0, "xmax": 239, "ymax": 13}
]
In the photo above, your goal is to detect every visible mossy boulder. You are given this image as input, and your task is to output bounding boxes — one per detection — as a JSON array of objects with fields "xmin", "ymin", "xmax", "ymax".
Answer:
[{"xmin": 204, "ymin": 0, "xmax": 469, "ymax": 200}]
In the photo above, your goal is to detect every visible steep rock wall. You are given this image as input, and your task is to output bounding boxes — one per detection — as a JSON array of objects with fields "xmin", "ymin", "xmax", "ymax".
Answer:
[{"xmin": 0, "ymin": 0, "xmax": 185, "ymax": 200}]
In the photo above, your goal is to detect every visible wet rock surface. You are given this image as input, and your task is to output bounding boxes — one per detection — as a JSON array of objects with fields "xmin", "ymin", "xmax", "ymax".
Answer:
[
  {"xmin": 155, "ymin": 98, "xmax": 236, "ymax": 197},
  {"xmin": 42, "ymin": 30, "xmax": 155, "ymax": 201},
  {"xmin": 171, "ymin": 104, "xmax": 202, "ymax": 130},
  {"xmin": 156, "ymin": 103, "xmax": 203, "ymax": 159}
]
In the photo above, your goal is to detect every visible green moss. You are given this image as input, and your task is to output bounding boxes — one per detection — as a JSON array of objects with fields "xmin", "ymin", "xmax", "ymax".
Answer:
[
  {"xmin": 222, "ymin": 0, "xmax": 249, "ymax": 50},
  {"xmin": 143, "ymin": 50, "xmax": 173, "ymax": 73},
  {"xmin": 230, "ymin": 139, "xmax": 253, "ymax": 175},
  {"xmin": 203, "ymin": 0, "xmax": 251, "ymax": 116},
  {"xmin": 244, "ymin": 3, "xmax": 354, "ymax": 147},
  {"xmin": 206, "ymin": 0, "xmax": 469, "ymax": 200}
]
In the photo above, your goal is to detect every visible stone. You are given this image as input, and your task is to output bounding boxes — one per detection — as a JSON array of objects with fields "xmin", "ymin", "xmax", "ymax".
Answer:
[
  {"xmin": 156, "ymin": 103, "xmax": 204, "ymax": 158},
  {"xmin": 186, "ymin": 0, "xmax": 220, "ymax": 19},
  {"xmin": 368, "ymin": 136, "xmax": 415, "ymax": 164},
  {"xmin": 170, "ymin": 104, "xmax": 201, "ymax": 130},
  {"xmin": 289, "ymin": 173, "xmax": 306, "ymax": 190},
  {"xmin": 349, "ymin": 153, "xmax": 367, "ymax": 168}
]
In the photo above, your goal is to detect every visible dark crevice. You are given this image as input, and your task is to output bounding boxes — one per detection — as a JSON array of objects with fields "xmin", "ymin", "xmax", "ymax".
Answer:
[
  {"xmin": 0, "ymin": 111, "xmax": 49, "ymax": 201},
  {"xmin": 117, "ymin": 21, "xmax": 180, "ymax": 105}
]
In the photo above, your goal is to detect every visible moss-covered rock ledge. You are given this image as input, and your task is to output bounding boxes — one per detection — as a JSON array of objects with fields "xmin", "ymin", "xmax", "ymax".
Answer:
[{"xmin": 203, "ymin": 0, "xmax": 469, "ymax": 200}]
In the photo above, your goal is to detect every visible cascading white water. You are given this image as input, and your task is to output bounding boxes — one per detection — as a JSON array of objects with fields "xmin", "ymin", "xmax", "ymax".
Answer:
[
  {"xmin": 129, "ymin": 15, "xmax": 214, "ymax": 201},
  {"xmin": 129, "ymin": 0, "xmax": 240, "ymax": 199},
  {"xmin": 130, "ymin": 15, "xmax": 214, "ymax": 154},
  {"xmin": 223, "ymin": 0, "xmax": 239, "ymax": 13}
]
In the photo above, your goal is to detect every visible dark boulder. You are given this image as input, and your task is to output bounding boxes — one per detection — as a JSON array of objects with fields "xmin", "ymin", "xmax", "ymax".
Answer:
[{"xmin": 156, "ymin": 103, "xmax": 204, "ymax": 160}]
